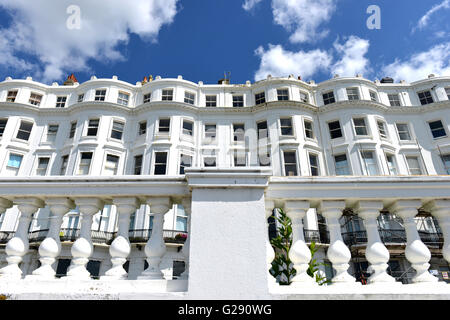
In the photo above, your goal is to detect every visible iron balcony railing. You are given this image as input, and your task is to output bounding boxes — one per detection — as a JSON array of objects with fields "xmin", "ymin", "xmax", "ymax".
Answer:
[
  {"xmin": 342, "ymin": 229, "xmax": 444, "ymax": 248},
  {"xmin": 0, "ymin": 228, "xmax": 188, "ymax": 245},
  {"xmin": 303, "ymin": 229, "xmax": 330, "ymax": 244}
]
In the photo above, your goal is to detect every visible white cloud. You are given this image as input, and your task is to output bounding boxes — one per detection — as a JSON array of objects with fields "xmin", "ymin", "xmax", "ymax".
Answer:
[
  {"xmin": 331, "ymin": 36, "xmax": 371, "ymax": 77},
  {"xmin": 242, "ymin": 0, "xmax": 263, "ymax": 11},
  {"xmin": 414, "ymin": 0, "xmax": 450, "ymax": 31},
  {"xmin": 0, "ymin": 0, "xmax": 179, "ymax": 82},
  {"xmin": 381, "ymin": 42, "xmax": 450, "ymax": 82},
  {"xmin": 253, "ymin": 44, "xmax": 332, "ymax": 81},
  {"xmin": 271, "ymin": 0, "xmax": 337, "ymax": 43}
]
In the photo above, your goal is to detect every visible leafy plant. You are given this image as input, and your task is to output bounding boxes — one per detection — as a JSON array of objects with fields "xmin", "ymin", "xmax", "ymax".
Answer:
[{"xmin": 269, "ymin": 208, "xmax": 330, "ymax": 285}]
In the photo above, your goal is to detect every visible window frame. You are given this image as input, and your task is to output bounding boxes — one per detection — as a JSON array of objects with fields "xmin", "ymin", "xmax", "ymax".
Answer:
[
  {"xmin": 86, "ymin": 118, "xmax": 100, "ymax": 137},
  {"xmin": 334, "ymin": 153, "xmax": 351, "ymax": 176},
  {"xmin": 117, "ymin": 91, "xmax": 130, "ymax": 106},
  {"xmin": 35, "ymin": 156, "xmax": 50, "ymax": 176},
  {"xmin": 427, "ymin": 120, "xmax": 447, "ymax": 139},
  {"xmin": 153, "ymin": 151, "xmax": 168, "ymax": 175},
  {"xmin": 308, "ymin": 152, "xmax": 320, "ymax": 176},
  {"xmin": 327, "ymin": 120, "xmax": 343, "ymax": 140},
  {"xmin": 110, "ymin": 119, "xmax": 125, "ymax": 141},
  {"xmin": 255, "ymin": 92, "xmax": 266, "ymax": 105},
  {"xmin": 282, "ymin": 150, "xmax": 299, "ymax": 176},
  {"xmin": 346, "ymin": 87, "xmax": 360, "ymax": 101},
  {"xmin": 388, "ymin": 93, "xmax": 401, "ymax": 106},
  {"xmin": 77, "ymin": 151, "xmax": 94, "ymax": 175},
  {"xmin": 29, "ymin": 92, "xmax": 43, "ymax": 106},
  {"xmin": 405, "ymin": 155, "xmax": 423, "ymax": 175},
  {"xmin": 277, "ymin": 88, "xmax": 289, "ymax": 101},
  {"xmin": 16, "ymin": 120, "xmax": 33, "ymax": 141},
  {"xmin": 143, "ymin": 92, "xmax": 152, "ymax": 103},
  {"xmin": 417, "ymin": 90, "xmax": 434, "ymax": 105},
  {"xmin": 359, "ymin": 149, "xmax": 379, "ymax": 176},
  {"xmin": 232, "ymin": 95, "xmax": 244, "ymax": 107},
  {"xmin": 279, "ymin": 117, "xmax": 294, "ymax": 136},
  {"xmin": 184, "ymin": 91, "xmax": 196, "ymax": 105},
  {"xmin": 0, "ymin": 118, "xmax": 8, "ymax": 137},
  {"xmin": 352, "ymin": 117, "xmax": 370, "ymax": 137},
  {"xmin": 161, "ymin": 89, "xmax": 174, "ymax": 101},
  {"xmin": 7, "ymin": 90, "xmax": 18, "ymax": 102},
  {"xmin": 56, "ymin": 96, "xmax": 67, "ymax": 108},
  {"xmin": 322, "ymin": 91, "xmax": 335, "ymax": 105},
  {"xmin": 94, "ymin": 89, "xmax": 107, "ymax": 102},
  {"xmin": 395, "ymin": 122, "xmax": 413, "ymax": 142},
  {"xmin": 205, "ymin": 94, "xmax": 217, "ymax": 107}
]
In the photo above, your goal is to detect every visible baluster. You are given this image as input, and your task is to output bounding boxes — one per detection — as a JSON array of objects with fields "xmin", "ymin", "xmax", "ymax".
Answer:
[
  {"xmin": 102, "ymin": 197, "xmax": 139, "ymax": 280},
  {"xmin": 65, "ymin": 198, "xmax": 104, "ymax": 280},
  {"xmin": 26, "ymin": 198, "xmax": 75, "ymax": 279},
  {"xmin": 265, "ymin": 200, "xmax": 276, "ymax": 284},
  {"xmin": 426, "ymin": 200, "xmax": 450, "ymax": 265},
  {"xmin": 319, "ymin": 200, "xmax": 357, "ymax": 284},
  {"xmin": 178, "ymin": 198, "xmax": 191, "ymax": 280},
  {"xmin": 355, "ymin": 201, "xmax": 396, "ymax": 284},
  {"xmin": 0, "ymin": 198, "xmax": 44, "ymax": 280},
  {"xmin": 389, "ymin": 200, "xmax": 438, "ymax": 283},
  {"xmin": 284, "ymin": 200, "xmax": 316, "ymax": 286},
  {"xmin": 138, "ymin": 197, "xmax": 171, "ymax": 280}
]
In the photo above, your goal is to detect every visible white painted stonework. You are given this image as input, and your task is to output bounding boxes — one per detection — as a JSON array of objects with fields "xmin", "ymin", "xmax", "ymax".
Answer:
[{"xmin": 0, "ymin": 74, "xmax": 449, "ymax": 299}]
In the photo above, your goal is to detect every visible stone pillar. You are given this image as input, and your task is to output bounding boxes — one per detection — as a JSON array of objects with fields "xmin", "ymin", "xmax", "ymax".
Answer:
[
  {"xmin": 65, "ymin": 198, "xmax": 103, "ymax": 280},
  {"xmin": 319, "ymin": 200, "xmax": 356, "ymax": 284},
  {"xmin": 0, "ymin": 198, "xmax": 44, "ymax": 280},
  {"xmin": 26, "ymin": 198, "xmax": 75, "ymax": 279},
  {"xmin": 355, "ymin": 200, "xmax": 396, "ymax": 284},
  {"xmin": 284, "ymin": 200, "xmax": 317, "ymax": 286},
  {"xmin": 265, "ymin": 200, "xmax": 276, "ymax": 285},
  {"xmin": 389, "ymin": 200, "xmax": 438, "ymax": 283},
  {"xmin": 138, "ymin": 197, "xmax": 171, "ymax": 280},
  {"xmin": 178, "ymin": 198, "xmax": 191, "ymax": 280},
  {"xmin": 102, "ymin": 197, "xmax": 139, "ymax": 280},
  {"xmin": 185, "ymin": 168, "xmax": 272, "ymax": 299},
  {"xmin": 426, "ymin": 200, "xmax": 450, "ymax": 264}
]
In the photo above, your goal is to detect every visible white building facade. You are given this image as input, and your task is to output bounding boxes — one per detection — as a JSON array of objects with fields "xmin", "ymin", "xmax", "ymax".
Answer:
[{"xmin": 0, "ymin": 73, "xmax": 449, "ymax": 299}]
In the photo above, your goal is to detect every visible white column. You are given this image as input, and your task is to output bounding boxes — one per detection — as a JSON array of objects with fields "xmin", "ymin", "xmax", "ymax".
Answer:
[
  {"xmin": 265, "ymin": 200, "xmax": 276, "ymax": 285},
  {"xmin": 102, "ymin": 197, "xmax": 139, "ymax": 280},
  {"xmin": 65, "ymin": 198, "xmax": 104, "ymax": 280},
  {"xmin": 26, "ymin": 198, "xmax": 75, "ymax": 279},
  {"xmin": 389, "ymin": 200, "xmax": 438, "ymax": 283},
  {"xmin": 427, "ymin": 200, "xmax": 450, "ymax": 264},
  {"xmin": 179, "ymin": 198, "xmax": 191, "ymax": 280},
  {"xmin": 0, "ymin": 198, "xmax": 44, "ymax": 280},
  {"xmin": 319, "ymin": 200, "xmax": 357, "ymax": 284},
  {"xmin": 284, "ymin": 200, "xmax": 317, "ymax": 286},
  {"xmin": 138, "ymin": 197, "xmax": 171, "ymax": 280},
  {"xmin": 355, "ymin": 200, "xmax": 396, "ymax": 284}
]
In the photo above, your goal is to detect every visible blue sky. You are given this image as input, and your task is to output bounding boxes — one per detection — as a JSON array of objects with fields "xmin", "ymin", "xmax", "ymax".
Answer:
[{"xmin": 0, "ymin": 0, "xmax": 449, "ymax": 85}]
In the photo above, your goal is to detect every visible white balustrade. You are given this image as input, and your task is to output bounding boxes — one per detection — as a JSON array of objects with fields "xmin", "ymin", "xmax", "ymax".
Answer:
[
  {"xmin": 0, "ymin": 198, "xmax": 44, "ymax": 280},
  {"xmin": 319, "ymin": 200, "xmax": 357, "ymax": 284},
  {"xmin": 427, "ymin": 200, "xmax": 450, "ymax": 264},
  {"xmin": 138, "ymin": 197, "xmax": 171, "ymax": 280},
  {"xmin": 102, "ymin": 197, "xmax": 140, "ymax": 280},
  {"xmin": 389, "ymin": 200, "xmax": 438, "ymax": 283},
  {"xmin": 65, "ymin": 198, "xmax": 104, "ymax": 280},
  {"xmin": 26, "ymin": 198, "xmax": 75, "ymax": 279},
  {"xmin": 265, "ymin": 200, "xmax": 276, "ymax": 284},
  {"xmin": 355, "ymin": 201, "xmax": 396, "ymax": 284},
  {"xmin": 178, "ymin": 198, "xmax": 191, "ymax": 280},
  {"xmin": 284, "ymin": 200, "xmax": 317, "ymax": 286}
]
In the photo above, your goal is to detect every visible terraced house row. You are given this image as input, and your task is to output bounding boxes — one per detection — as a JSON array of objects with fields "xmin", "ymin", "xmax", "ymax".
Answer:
[{"xmin": 0, "ymin": 72, "xmax": 449, "ymax": 299}]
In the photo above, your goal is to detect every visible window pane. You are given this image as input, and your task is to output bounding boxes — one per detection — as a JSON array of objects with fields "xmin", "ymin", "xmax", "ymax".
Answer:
[
  {"xmin": 16, "ymin": 121, "xmax": 33, "ymax": 140},
  {"xmin": 8, "ymin": 154, "xmax": 23, "ymax": 168},
  {"xmin": 328, "ymin": 121, "xmax": 342, "ymax": 139},
  {"xmin": 335, "ymin": 154, "xmax": 349, "ymax": 175}
]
